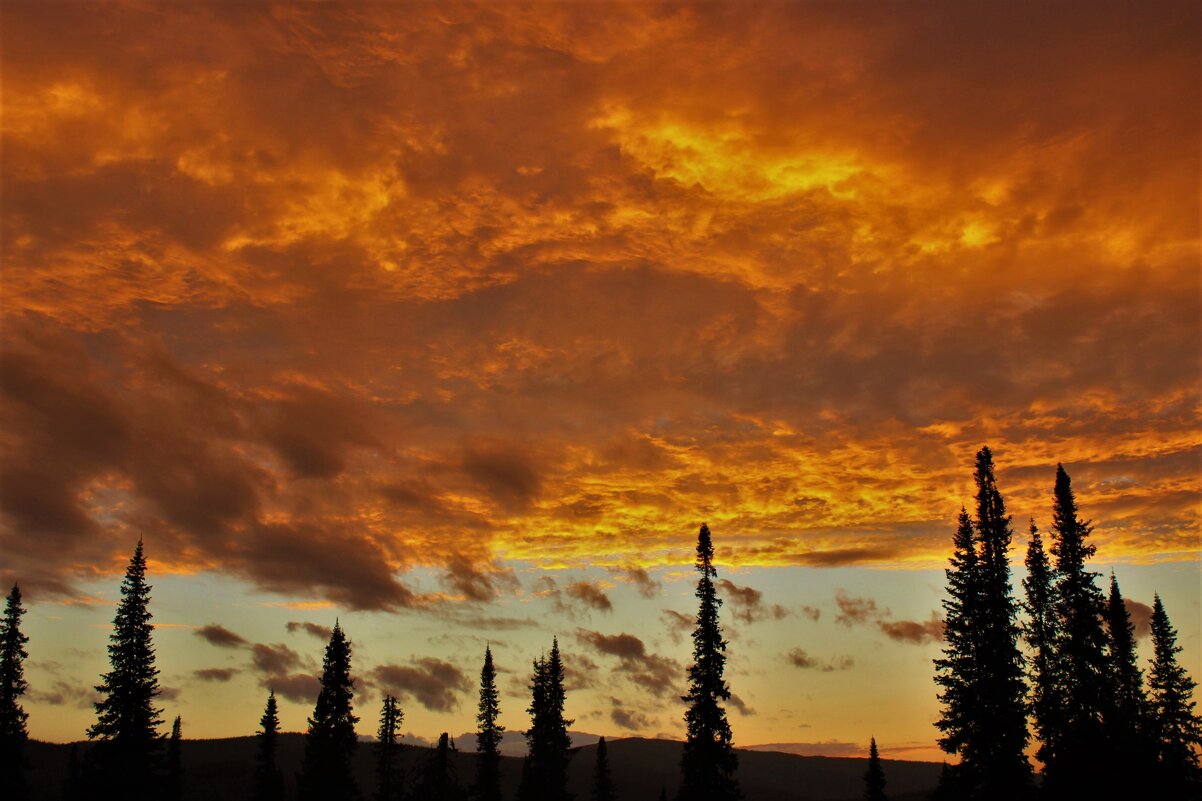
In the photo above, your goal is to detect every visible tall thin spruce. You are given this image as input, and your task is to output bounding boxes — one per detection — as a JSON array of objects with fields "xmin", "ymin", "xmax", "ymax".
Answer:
[
  {"xmin": 375, "ymin": 695, "xmax": 403, "ymax": 801},
  {"xmin": 678, "ymin": 523, "xmax": 740, "ymax": 801},
  {"xmin": 966, "ymin": 447, "xmax": 1031, "ymax": 799},
  {"xmin": 933, "ymin": 510, "xmax": 979, "ymax": 768},
  {"xmin": 1021, "ymin": 519, "xmax": 1059, "ymax": 766},
  {"xmin": 88, "ymin": 540, "xmax": 164, "ymax": 801},
  {"xmin": 0, "ymin": 583, "xmax": 30, "ymax": 800},
  {"xmin": 1104, "ymin": 574, "xmax": 1153, "ymax": 798},
  {"xmin": 475, "ymin": 645, "xmax": 505, "ymax": 801},
  {"xmin": 934, "ymin": 450, "xmax": 1031, "ymax": 800},
  {"xmin": 1044, "ymin": 464, "xmax": 1111, "ymax": 794},
  {"xmin": 298, "ymin": 621, "xmax": 359, "ymax": 801}
]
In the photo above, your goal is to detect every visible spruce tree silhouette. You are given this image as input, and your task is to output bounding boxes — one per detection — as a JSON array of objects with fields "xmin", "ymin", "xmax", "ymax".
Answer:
[
  {"xmin": 862, "ymin": 737, "xmax": 886, "ymax": 801},
  {"xmin": 927, "ymin": 763, "xmax": 961, "ymax": 801},
  {"xmin": 678, "ymin": 523, "xmax": 740, "ymax": 801},
  {"xmin": 1147, "ymin": 594, "xmax": 1202, "ymax": 797},
  {"xmin": 414, "ymin": 732, "xmax": 463, "ymax": 801},
  {"xmin": 965, "ymin": 448, "xmax": 1031, "ymax": 799},
  {"xmin": 375, "ymin": 695, "xmax": 403, "ymax": 801},
  {"xmin": 88, "ymin": 540, "xmax": 164, "ymax": 801},
  {"xmin": 935, "ymin": 450, "xmax": 1031, "ymax": 800},
  {"xmin": 254, "ymin": 690, "xmax": 284, "ymax": 801},
  {"xmin": 474, "ymin": 645, "xmax": 504, "ymax": 801},
  {"xmin": 298, "ymin": 621, "xmax": 359, "ymax": 801},
  {"xmin": 1104, "ymin": 574, "xmax": 1153, "ymax": 798},
  {"xmin": 1044, "ymin": 464, "xmax": 1110, "ymax": 794},
  {"xmin": 0, "ymin": 583, "xmax": 30, "ymax": 800},
  {"xmin": 591, "ymin": 736, "xmax": 616, "ymax": 801},
  {"xmin": 933, "ymin": 510, "xmax": 979, "ymax": 767},
  {"xmin": 1021, "ymin": 519, "xmax": 1060, "ymax": 766},
  {"xmin": 521, "ymin": 639, "xmax": 573, "ymax": 801},
  {"xmin": 166, "ymin": 715, "xmax": 183, "ymax": 801}
]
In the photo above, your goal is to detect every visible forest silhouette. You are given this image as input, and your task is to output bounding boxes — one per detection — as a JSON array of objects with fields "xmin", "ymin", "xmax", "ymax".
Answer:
[{"xmin": 1, "ymin": 447, "xmax": 1200, "ymax": 800}]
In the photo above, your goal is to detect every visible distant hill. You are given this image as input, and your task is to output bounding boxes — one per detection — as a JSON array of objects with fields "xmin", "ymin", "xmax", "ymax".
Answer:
[{"xmin": 24, "ymin": 734, "xmax": 942, "ymax": 801}]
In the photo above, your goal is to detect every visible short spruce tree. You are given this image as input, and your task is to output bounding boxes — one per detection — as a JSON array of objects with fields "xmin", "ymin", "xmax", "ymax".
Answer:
[{"xmin": 298, "ymin": 621, "xmax": 359, "ymax": 801}]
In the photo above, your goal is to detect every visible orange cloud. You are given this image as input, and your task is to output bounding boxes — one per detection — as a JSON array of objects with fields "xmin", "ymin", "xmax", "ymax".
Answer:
[{"xmin": 1, "ymin": 1, "xmax": 1198, "ymax": 609}]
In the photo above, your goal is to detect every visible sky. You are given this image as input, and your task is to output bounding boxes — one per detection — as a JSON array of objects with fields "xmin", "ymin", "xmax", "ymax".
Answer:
[{"xmin": 2, "ymin": 1, "xmax": 1199, "ymax": 761}]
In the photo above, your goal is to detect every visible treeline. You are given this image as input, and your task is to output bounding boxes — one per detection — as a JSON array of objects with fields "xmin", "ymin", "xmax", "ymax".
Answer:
[
  {"xmin": 1, "ymin": 450, "xmax": 1199, "ymax": 801},
  {"xmin": 933, "ymin": 447, "xmax": 1202, "ymax": 800},
  {"xmin": 0, "ymin": 527, "xmax": 747, "ymax": 801}
]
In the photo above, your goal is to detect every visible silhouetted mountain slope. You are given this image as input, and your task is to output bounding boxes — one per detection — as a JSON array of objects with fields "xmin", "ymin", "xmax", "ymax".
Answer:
[{"xmin": 26, "ymin": 734, "xmax": 942, "ymax": 801}]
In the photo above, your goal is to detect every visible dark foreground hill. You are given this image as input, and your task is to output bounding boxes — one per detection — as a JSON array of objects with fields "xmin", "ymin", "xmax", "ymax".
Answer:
[{"xmin": 25, "ymin": 734, "xmax": 943, "ymax": 801}]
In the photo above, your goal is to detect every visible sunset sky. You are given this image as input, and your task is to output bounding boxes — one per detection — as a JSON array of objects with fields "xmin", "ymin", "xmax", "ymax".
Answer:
[{"xmin": 2, "ymin": 1, "xmax": 1199, "ymax": 760}]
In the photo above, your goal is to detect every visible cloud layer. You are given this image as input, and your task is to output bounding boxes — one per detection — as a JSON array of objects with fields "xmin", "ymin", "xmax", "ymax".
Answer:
[{"xmin": 2, "ymin": 2, "xmax": 1198, "ymax": 608}]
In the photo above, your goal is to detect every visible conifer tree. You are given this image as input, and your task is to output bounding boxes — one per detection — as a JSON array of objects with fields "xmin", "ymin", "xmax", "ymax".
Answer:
[
  {"xmin": 88, "ymin": 540, "xmax": 164, "ymax": 801},
  {"xmin": 1021, "ymin": 520, "xmax": 1060, "ymax": 765},
  {"xmin": 591, "ymin": 736, "xmax": 616, "ymax": 801},
  {"xmin": 933, "ymin": 510, "xmax": 980, "ymax": 768},
  {"xmin": 935, "ymin": 451, "xmax": 1031, "ymax": 799},
  {"xmin": 1044, "ymin": 464, "xmax": 1110, "ymax": 793},
  {"xmin": 522, "ymin": 639, "xmax": 573, "ymax": 801},
  {"xmin": 678, "ymin": 523, "xmax": 740, "ymax": 801},
  {"xmin": 414, "ymin": 732, "xmax": 463, "ymax": 801},
  {"xmin": 863, "ymin": 737, "xmax": 886, "ymax": 801},
  {"xmin": 966, "ymin": 448, "xmax": 1031, "ymax": 799},
  {"xmin": 1104, "ymin": 574, "xmax": 1152, "ymax": 798},
  {"xmin": 298, "ymin": 622, "xmax": 359, "ymax": 801},
  {"xmin": 927, "ymin": 763, "xmax": 961, "ymax": 801},
  {"xmin": 474, "ymin": 645, "xmax": 504, "ymax": 801},
  {"xmin": 375, "ymin": 695, "xmax": 403, "ymax": 801},
  {"xmin": 1147, "ymin": 594, "xmax": 1202, "ymax": 797},
  {"xmin": 0, "ymin": 583, "xmax": 30, "ymax": 799},
  {"xmin": 254, "ymin": 690, "xmax": 284, "ymax": 801},
  {"xmin": 166, "ymin": 715, "xmax": 183, "ymax": 801}
]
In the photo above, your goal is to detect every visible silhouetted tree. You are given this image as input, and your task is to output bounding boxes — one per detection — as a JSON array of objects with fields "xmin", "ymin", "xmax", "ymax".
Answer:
[
  {"xmin": 166, "ymin": 715, "xmax": 183, "ymax": 801},
  {"xmin": 678, "ymin": 523, "xmax": 740, "ymax": 801},
  {"xmin": 863, "ymin": 737, "xmax": 886, "ymax": 801},
  {"xmin": 298, "ymin": 622, "xmax": 359, "ymax": 801},
  {"xmin": 1021, "ymin": 519, "xmax": 1059, "ymax": 766},
  {"xmin": 1104, "ymin": 573, "xmax": 1153, "ymax": 798},
  {"xmin": 591, "ymin": 736, "xmax": 616, "ymax": 801},
  {"xmin": 254, "ymin": 690, "xmax": 284, "ymax": 801},
  {"xmin": 474, "ymin": 645, "xmax": 504, "ymax": 801},
  {"xmin": 1043, "ymin": 464, "xmax": 1110, "ymax": 794},
  {"xmin": 375, "ymin": 695, "xmax": 403, "ymax": 801},
  {"xmin": 927, "ymin": 763, "xmax": 961, "ymax": 801},
  {"xmin": 414, "ymin": 732, "xmax": 463, "ymax": 801},
  {"xmin": 521, "ymin": 640, "xmax": 573, "ymax": 801},
  {"xmin": 935, "ymin": 450, "xmax": 1031, "ymax": 800},
  {"xmin": 933, "ymin": 510, "xmax": 980, "ymax": 772},
  {"xmin": 1147, "ymin": 594, "xmax": 1202, "ymax": 797},
  {"xmin": 88, "ymin": 540, "xmax": 164, "ymax": 801},
  {"xmin": 0, "ymin": 583, "xmax": 30, "ymax": 800}
]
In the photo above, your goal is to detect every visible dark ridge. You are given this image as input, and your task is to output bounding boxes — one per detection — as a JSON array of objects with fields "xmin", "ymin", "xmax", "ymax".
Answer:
[{"xmin": 25, "ymin": 734, "xmax": 943, "ymax": 801}]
